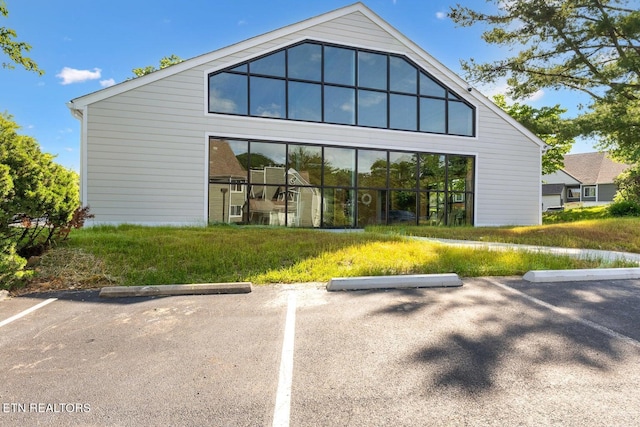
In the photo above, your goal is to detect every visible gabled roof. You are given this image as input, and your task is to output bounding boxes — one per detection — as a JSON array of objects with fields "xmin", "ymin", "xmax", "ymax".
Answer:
[
  {"xmin": 66, "ymin": 2, "xmax": 544, "ymax": 148},
  {"xmin": 562, "ymin": 152, "xmax": 630, "ymax": 185},
  {"xmin": 209, "ymin": 140, "xmax": 246, "ymax": 179}
]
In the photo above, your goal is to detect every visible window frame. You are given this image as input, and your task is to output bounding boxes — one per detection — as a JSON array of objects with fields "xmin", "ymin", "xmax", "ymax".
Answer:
[
  {"xmin": 207, "ymin": 40, "xmax": 476, "ymax": 137},
  {"xmin": 583, "ymin": 185, "xmax": 596, "ymax": 198},
  {"xmin": 208, "ymin": 137, "xmax": 475, "ymax": 227}
]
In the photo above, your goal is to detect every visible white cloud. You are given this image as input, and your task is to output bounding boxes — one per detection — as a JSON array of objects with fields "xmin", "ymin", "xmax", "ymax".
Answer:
[
  {"xmin": 478, "ymin": 81, "xmax": 545, "ymax": 104},
  {"xmin": 436, "ymin": 11, "xmax": 446, "ymax": 20},
  {"xmin": 100, "ymin": 78, "xmax": 116, "ymax": 88},
  {"xmin": 525, "ymin": 89, "xmax": 545, "ymax": 102},
  {"xmin": 65, "ymin": 147, "xmax": 74, "ymax": 152},
  {"xmin": 238, "ymin": 19, "xmax": 247, "ymax": 26},
  {"xmin": 56, "ymin": 67, "xmax": 102, "ymax": 85}
]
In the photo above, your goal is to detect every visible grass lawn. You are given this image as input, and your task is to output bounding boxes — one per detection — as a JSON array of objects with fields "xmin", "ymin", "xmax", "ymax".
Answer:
[
  {"xmin": 20, "ymin": 217, "xmax": 639, "ymax": 292},
  {"xmin": 371, "ymin": 216, "xmax": 640, "ymax": 253}
]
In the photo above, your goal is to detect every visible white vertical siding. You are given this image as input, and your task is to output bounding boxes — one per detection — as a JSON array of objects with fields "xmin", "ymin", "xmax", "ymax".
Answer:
[{"xmin": 81, "ymin": 9, "xmax": 541, "ymax": 226}]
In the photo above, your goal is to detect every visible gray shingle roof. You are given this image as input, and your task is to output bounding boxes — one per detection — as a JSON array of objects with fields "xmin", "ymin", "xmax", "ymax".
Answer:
[{"xmin": 562, "ymin": 152, "xmax": 630, "ymax": 185}]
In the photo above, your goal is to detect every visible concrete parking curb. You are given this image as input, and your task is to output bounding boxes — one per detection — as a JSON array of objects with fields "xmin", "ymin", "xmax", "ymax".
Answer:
[
  {"xmin": 99, "ymin": 282, "xmax": 252, "ymax": 298},
  {"xmin": 523, "ymin": 268, "xmax": 640, "ymax": 283},
  {"xmin": 326, "ymin": 273, "xmax": 462, "ymax": 291}
]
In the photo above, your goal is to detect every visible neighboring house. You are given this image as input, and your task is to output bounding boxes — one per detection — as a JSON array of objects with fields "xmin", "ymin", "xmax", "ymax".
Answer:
[
  {"xmin": 542, "ymin": 152, "xmax": 630, "ymax": 210},
  {"xmin": 67, "ymin": 2, "xmax": 544, "ymax": 228}
]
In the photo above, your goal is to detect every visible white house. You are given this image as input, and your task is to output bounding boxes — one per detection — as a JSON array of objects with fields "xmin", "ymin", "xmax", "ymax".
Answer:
[{"xmin": 67, "ymin": 2, "xmax": 544, "ymax": 228}]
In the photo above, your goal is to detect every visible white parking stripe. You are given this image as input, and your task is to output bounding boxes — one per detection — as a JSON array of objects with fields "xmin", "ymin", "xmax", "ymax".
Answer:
[
  {"xmin": 486, "ymin": 278, "xmax": 640, "ymax": 349},
  {"xmin": 273, "ymin": 291, "xmax": 297, "ymax": 427},
  {"xmin": 0, "ymin": 298, "xmax": 57, "ymax": 328}
]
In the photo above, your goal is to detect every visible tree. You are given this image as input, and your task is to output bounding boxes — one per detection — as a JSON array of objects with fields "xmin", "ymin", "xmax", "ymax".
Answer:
[
  {"xmin": 449, "ymin": 0, "xmax": 640, "ymax": 163},
  {"xmin": 613, "ymin": 164, "xmax": 640, "ymax": 203},
  {"xmin": 132, "ymin": 54, "xmax": 183, "ymax": 77},
  {"xmin": 0, "ymin": 1, "xmax": 43, "ymax": 74},
  {"xmin": 492, "ymin": 95, "xmax": 574, "ymax": 175}
]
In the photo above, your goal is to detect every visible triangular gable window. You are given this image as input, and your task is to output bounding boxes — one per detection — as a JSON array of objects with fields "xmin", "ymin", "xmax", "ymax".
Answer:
[{"xmin": 208, "ymin": 40, "xmax": 475, "ymax": 137}]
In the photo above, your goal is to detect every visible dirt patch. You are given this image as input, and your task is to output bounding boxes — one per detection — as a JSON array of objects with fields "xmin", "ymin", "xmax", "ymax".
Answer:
[{"xmin": 14, "ymin": 248, "xmax": 119, "ymax": 296}]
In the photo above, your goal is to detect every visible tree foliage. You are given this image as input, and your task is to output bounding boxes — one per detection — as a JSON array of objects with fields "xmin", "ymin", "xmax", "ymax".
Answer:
[
  {"xmin": 132, "ymin": 54, "xmax": 183, "ymax": 77},
  {"xmin": 449, "ymin": 0, "xmax": 640, "ymax": 163},
  {"xmin": 492, "ymin": 95, "xmax": 574, "ymax": 175},
  {"xmin": 1, "ymin": 114, "xmax": 86, "ymax": 289},
  {"xmin": 0, "ymin": 1, "xmax": 43, "ymax": 74}
]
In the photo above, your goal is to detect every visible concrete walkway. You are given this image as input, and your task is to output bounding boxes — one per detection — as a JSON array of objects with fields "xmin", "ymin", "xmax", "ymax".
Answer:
[{"xmin": 411, "ymin": 236, "xmax": 640, "ymax": 265}]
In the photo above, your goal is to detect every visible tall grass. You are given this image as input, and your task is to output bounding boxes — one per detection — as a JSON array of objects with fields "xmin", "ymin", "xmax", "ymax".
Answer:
[{"xmin": 25, "ymin": 224, "xmax": 636, "ymax": 289}]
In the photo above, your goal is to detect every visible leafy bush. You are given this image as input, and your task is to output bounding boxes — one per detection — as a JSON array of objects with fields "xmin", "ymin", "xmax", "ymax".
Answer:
[
  {"xmin": 608, "ymin": 200, "xmax": 640, "ymax": 217},
  {"xmin": 1, "ymin": 113, "xmax": 90, "ymax": 290}
]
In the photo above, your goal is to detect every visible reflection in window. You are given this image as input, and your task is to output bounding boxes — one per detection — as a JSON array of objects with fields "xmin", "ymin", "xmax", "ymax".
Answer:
[
  {"xmin": 288, "ymin": 82, "xmax": 321, "ymax": 121},
  {"xmin": 358, "ymin": 149, "xmax": 387, "ymax": 188},
  {"xmin": 250, "ymin": 50, "xmax": 285, "ymax": 77},
  {"xmin": 420, "ymin": 73, "xmax": 446, "ymax": 97},
  {"xmin": 389, "ymin": 152, "xmax": 416, "ymax": 189},
  {"xmin": 324, "ymin": 46, "xmax": 355, "ymax": 85},
  {"xmin": 324, "ymin": 86, "xmax": 355, "ymax": 125},
  {"xmin": 288, "ymin": 43, "xmax": 322, "ymax": 81},
  {"xmin": 208, "ymin": 41, "xmax": 475, "ymax": 137},
  {"xmin": 358, "ymin": 189, "xmax": 387, "ymax": 226},
  {"xmin": 324, "ymin": 147, "xmax": 356, "ymax": 187},
  {"xmin": 420, "ymin": 98, "xmax": 446, "ymax": 134},
  {"xmin": 288, "ymin": 144, "xmax": 322, "ymax": 186},
  {"xmin": 209, "ymin": 138, "xmax": 474, "ymax": 227},
  {"xmin": 358, "ymin": 90, "xmax": 387, "ymax": 128},
  {"xmin": 389, "ymin": 190, "xmax": 417, "ymax": 224},
  {"xmin": 209, "ymin": 73, "xmax": 247, "ymax": 114},
  {"xmin": 250, "ymin": 77, "xmax": 285, "ymax": 118},
  {"xmin": 420, "ymin": 154, "xmax": 446, "ymax": 191},
  {"xmin": 390, "ymin": 57, "xmax": 417, "ymax": 94},
  {"xmin": 390, "ymin": 94, "xmax": 417, "ymax": 131},
  {"xmin": 358, "ymin": 51, "xmax": 387, "ymax": 90},
  {"xmin": 448, "ymin": 156, "xmax": 473, "ymax": 192},
  {"xmin": 448, "ymin": 101, "xmax": 474, "ymax": 136},
  {"xmin": 323, "ymin": 188, "xmax": 355, "ymax": 227},
  {"xmin": 287, "ymin": 185, "xmax": 321, "ymax": 227}
]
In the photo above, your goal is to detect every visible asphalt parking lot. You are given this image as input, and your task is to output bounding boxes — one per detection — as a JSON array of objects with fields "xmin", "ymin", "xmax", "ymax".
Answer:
[{"xmin": 1, "ymin": 277, "xmax": 639, "ymax": 426}]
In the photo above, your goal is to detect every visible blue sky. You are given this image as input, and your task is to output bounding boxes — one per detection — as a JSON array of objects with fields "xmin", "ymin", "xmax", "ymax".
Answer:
[{"xmin": 1, "ymin": 0, "xmax": 596, "ymax": 172}]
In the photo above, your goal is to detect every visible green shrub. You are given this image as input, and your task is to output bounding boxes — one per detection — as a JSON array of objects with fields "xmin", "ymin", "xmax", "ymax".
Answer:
[
  {"xmin": 0, "ymin": 240, "xmax": 30, "ymax": 290},
  {"xmin": 1, "ymin": 113, "xmax": 88, "ymax": 288},
  {"xmin": 608, "ymin": 200, "xmax": 640, "ymax": 217}
]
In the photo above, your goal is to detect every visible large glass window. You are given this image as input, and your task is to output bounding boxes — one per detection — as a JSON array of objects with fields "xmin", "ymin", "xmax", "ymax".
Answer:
[
  {"xmin": 390, "ymin": 94, "xmax": 417, "ymax": 131},
  {"xmin": 357, "ymin": 149, "xmax": 387, "ymax": 188},
  {"xmin": 325, "ymin": 86, "xmax": 355, "ymax": 125},
  {"xmin": 209, "ymin": 73, "xmax": 247, "ymax": 115},
  {"xmin": 389, "ymin": 152, "xmax": 416, "ymax": 189},
  {"xmin": 358, "ymin": 51, "xmax": 387, "ymax": 90},
  {"xmin": 324, "ymin": 46, "xmax": 355, "ymax": 85},
  {"xmin": 288, "ymin": 82, "xmax": 321, "ymax": 122},
  {"xmin": 390, "ymin": 57, "xmax": 417, "ymax": 94},
  {"xmin": 420, "ymin": 98, "xmax": 446, "ymax": 134},
  {"xmin": 288, "ymin": 144, "xmax": 322, "ymax": 186},
  {"xmin": 288, "ymin": 43, "xmax": 322, "ymax": 81},
  {"xmin": 358, "ymin": 90, "xmax": 387, "ymax": 128},
  {"xmin": 250, "ymin": 51, "xmax": 285, "ymax": 77},
  {"xmin": 324, "ymin": 147, "xmax": 356, "ymax": 187},
  {"xmin": 250, "ymin": 77, "xmax": 285, "ymax": 118},
  {"xmin": 209, "ymin": 139, "xmax": 474, "ymax": 227},
  {"xmin": 208, "ymin": 41, "xmax": 475, "ymax": 137},
  {"xmin": 448, "ymin": 101, "xmax": 474, "ymax": 136}
]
